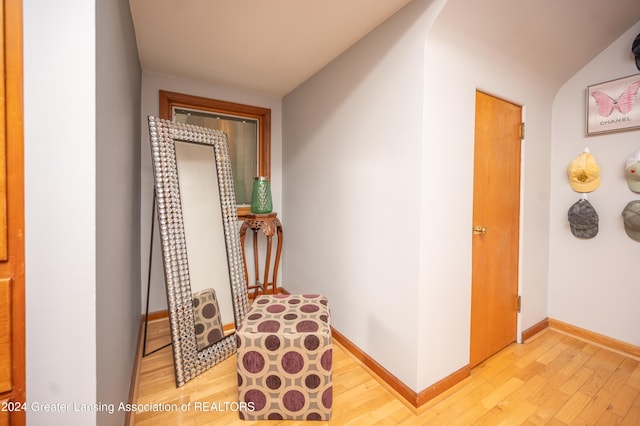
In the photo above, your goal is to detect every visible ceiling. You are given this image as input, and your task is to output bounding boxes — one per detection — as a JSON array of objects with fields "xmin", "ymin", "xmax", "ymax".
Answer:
[
  {"xmin": 433, "ymin": 0, "xmax": 640, "ymax": 89},
  {"xmin": 130, "ymin": 0, "xmax": 640, "ymax": 98},
  {"xmin": 129, "ymin": 0, "xmax": 413, "ymax": 97}
]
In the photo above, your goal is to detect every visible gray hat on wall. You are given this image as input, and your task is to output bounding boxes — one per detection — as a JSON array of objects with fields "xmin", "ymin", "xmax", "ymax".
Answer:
[
  {"xmin": 622, "ymin": 200, "xmax": 640, "ymax": 242},
  {"xmin": 568, "ymin": 199, "xmax": 598, "ymax": 239}
]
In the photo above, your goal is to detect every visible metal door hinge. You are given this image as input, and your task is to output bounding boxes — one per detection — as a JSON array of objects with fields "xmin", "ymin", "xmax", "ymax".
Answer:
[
  {"xmin": 519, "ymin": 122, "xmax": 525, "ymax": 140},
  {"xmin": 516, "ymin": 295, "xmax": 522, "ymax": 313}
]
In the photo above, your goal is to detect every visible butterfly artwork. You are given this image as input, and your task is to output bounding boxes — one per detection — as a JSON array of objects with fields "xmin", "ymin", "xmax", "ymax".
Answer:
[
  {"xmin": 586, "ymin": 74, "xmax": 640, "ymax": 135},
  {"xmin": 590, "ymin": 80, "xmax": 640, "ymax": 117}
]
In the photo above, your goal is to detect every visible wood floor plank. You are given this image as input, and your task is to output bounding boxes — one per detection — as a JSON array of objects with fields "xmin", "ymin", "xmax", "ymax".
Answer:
[
  {"xmin": 621, "ymin": 407, "xmax": 640, "ymax": 426},
  {"xmin": 132, "ymin": 321, "xmax": 640, "ymax": 425},
  {"xmin": 595, "ymin": 410, "xmax": 622, "ymax": 426},
  {"xmin": 558, "ymin": 366, "xmax": 594, "ymax": 395},
  {"xmin": 474, "ymin": 374, "xmax": 544, "ymax": 424},
  {"xmin": 627, "ymin": 362, "xmax": 640, "ymax": 389},
  {"xmin": 553, "ymin": 391, "xmax": 591, "ymax": 424},
  {"xmin": 526, "ymin": 388, "xmax": 572, "ymax": 425},
  {"xmin": 577, "ymin": 388, "xmax": 615, "ymax": 423}
]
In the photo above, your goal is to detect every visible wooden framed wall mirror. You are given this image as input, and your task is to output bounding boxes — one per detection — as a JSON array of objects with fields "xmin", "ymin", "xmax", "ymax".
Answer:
[
  {"xmin": 159, "ymin": 90, "xmax": 271, "ymax": 219},
  {"xmin": 147, "ymin": 116, "xmax": 249, "ymax": 386}
]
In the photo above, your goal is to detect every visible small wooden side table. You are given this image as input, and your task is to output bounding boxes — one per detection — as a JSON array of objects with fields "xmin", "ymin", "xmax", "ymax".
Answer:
[{"xmin": 239, "ymin": 213, "xmax": 283, "ymax": 297}]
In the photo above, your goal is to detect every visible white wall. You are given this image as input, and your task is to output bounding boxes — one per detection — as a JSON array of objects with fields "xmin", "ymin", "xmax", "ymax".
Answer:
[
  {"xmin": 284, "ymin": 0, "xmax": 556, "ymax": 392},
  {"xmin": 140, "ymin": 73, "xmax": 283, "ymax": 314},
  {"xmin": 24, "ymin": 1, "xmax": 97, "ymax": 424},
  {"xmin": 25, "ymin": 1, "xmax": 141, "ymax": 424},
  {"xmin": 96, "ymin": 0, "xmax": 142, "ymax": 425},
  {"xmin": 549, "ymin": 22, "xmax": 640, "ymax": 346},
  {"xmin": 418, "ymin": 3, "xmax": 556, "ymax": 389},
  {"xmin": 283, "ymin": 0, "xmax": 441, "ymax": 390}
]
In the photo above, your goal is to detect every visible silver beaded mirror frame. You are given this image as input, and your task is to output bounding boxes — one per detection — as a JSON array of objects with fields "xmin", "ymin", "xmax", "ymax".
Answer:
[{"xmin": 147, "ymin": 116, "xmax": 249, "ymax": 387}]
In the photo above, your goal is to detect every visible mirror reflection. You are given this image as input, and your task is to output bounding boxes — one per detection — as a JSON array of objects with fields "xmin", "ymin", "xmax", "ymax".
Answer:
[
  {"xmin": 174, "ymin": 141, "xmax": 234, "ymax": 348},
  {"xmin": 174, "ymin": 108, "xmax": 258, "ymax": 206}
]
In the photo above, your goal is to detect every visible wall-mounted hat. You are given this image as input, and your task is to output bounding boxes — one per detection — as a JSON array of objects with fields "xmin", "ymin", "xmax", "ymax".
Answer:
[
  {"xmin": 568, "ymin": 199, "xmax": 598, "ymax": 239},
  {"xmin": 625, "ymin": 149, "xmax": 640, "ymax": 192},
  {"xmin": 622, "ymin": 200, "xmax": 640, "ymax": 242},
  {"xmin": 633, "ymin": 33, "xmax": 640, "ymax": 71},
  {"xmin": 568, "ymin": 152, "xmax": 600, "ymax": 193}
]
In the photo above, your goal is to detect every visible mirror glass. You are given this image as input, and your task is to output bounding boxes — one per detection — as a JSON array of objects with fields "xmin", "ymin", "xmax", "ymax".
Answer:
[
  {"xmin": 174, "ymin": 141, "xmax": 234, "ymax": 336},
  {"xmin": 174, "ymin": 108, "xmax": 258, "ymax": 206},
  {"xmin": 147, "ymin": 116, "xmax": 249, "ymax": 387}
]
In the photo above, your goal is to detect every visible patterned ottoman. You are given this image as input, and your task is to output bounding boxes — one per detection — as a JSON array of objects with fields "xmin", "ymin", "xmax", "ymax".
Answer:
[{"xmin": 236, "ymin": 294, "xmax": 332, "ymax": 421}]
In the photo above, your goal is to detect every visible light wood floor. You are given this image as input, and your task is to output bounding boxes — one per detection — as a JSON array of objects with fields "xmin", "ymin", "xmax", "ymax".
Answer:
[{"xmin": 132, "ymin": 319, "xmax": 640, "ymax": 425}]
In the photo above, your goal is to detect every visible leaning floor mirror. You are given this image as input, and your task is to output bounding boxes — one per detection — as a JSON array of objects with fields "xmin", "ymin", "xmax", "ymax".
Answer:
[{"xmin": 147, "ymin": 116, "xmax": 250, "ymax": 387}]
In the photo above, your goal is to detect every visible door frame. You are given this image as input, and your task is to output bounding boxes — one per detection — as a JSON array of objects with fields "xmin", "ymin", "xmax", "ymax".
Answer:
[
  {"xmin": 516, "ymin": 104, "xmax": 525, "ymax": 344},
  {"xmin": 472, "ymin": 89, "xmax": 526, "ymax": 348},
  {"xmin": 0, "ymin": 1, "xmax": 26, "ymax": 425}
]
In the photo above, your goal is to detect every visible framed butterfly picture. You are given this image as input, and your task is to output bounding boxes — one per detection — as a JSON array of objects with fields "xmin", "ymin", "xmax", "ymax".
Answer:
[{"xmin": 586, "ymin": 73, "xmax": 640, "ymax": 135}]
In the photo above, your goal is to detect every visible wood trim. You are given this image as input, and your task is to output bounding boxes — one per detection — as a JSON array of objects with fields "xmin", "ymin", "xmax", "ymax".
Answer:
[
  {"xmin": 0, "ymin": 0, "xmax": 6, "ymax": 262},
  {"xmin": 330, "ymin": 327, "xmax": 417, "ymax": 407},
  {"xmin": 158, "ymin": 90, "xmax": 271, "ymax": 220},
  {"xmin": 331, "ymin": 327, "xmax": 470, "ymax": 410},
  {"xmin": 416, "ymin": 364, "xmax": 471, "ymax": 407},
  {"xmin": 0, "ymin": 279, "xmax": 11, "ymax": 392},
  {"xmin": 549, "ymin": 318, "xmax": 640, "ymax": 359},
  {"xmin": 143, "ymin": 309, "xmax": 168, "ymax": 322},
  {"xmin": 0, "ymin": 1, "xmax": 25, "ymax": 424},
  {"xmin": 521, "ymin": 317, "xmax": 549, "ymax": 341}
]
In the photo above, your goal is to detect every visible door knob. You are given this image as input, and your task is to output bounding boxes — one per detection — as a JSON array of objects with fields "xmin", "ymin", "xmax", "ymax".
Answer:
[{"xmin": 472, "ymin": 226, "xmax": 488, "ymax": 235}]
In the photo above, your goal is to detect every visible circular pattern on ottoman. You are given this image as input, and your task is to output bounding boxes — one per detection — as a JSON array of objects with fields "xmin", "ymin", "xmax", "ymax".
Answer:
[
  {"xmin": 322, "ymin": 386, "xmax": 333, "ymax": 409},
  {"xmin": 296, "ymin": 320, "xmax": 319, "ymax": 332},
  {"xmin": 305, "ymin": 373, "xmax": 321, "ymax": 389},
  {"xmin": 304, "ymin": 335, "xmax": 320, "ymax": 351},
  {"xmin": 266, "ymin": 304, "xmax": 286, "ymax": 314},
  {"xmin": 300, "ymin": 303, "xmax": 320, "ymax": 313},
  {"xmin": 283, "ymin": 389, "xmax": 305, "ymax": 412},
  {"xmin": 264, "ymin": 334, "xmax": 281, "ymax": 351},
  {"xmin": 242, "ymin": 351, "xmax": 265, "ymax": 374},
  {"xmin": 265, "ymin": 375, "xmax": 281, "ymax": 390},
  {"xmin": 243, "ymin": 388, "xmax": 268, "ymax": 412},
  {"xmin": 257, "ymin": 320, "xmax": 280, "ymax": 332},
  {"xmin": 279, "ymin": 387, "xmax": 310, "ymax": 417},
  {"xmin": 307, "ymin": 412, "xmax": 322, "ymax": 420},
  {"xmin": 281, "ymin": 351, "xmax": 305, "ymax": 375},
  {"xmin": 321, "ymin": 348, "xmax": 332, "ymax": 371},
  {"xmin": 267, "ymin": 412, "xmax": 284, "ymax": 420}
]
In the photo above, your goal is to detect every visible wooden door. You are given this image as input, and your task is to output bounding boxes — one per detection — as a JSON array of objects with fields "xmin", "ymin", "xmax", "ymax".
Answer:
[
  {"xmin": 470, "ymin": 91, "xmax": 521, "ymax": 368},
  {"xmin": 0, "ymin": 1, "xmax": 25, "ymax": 425}
]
